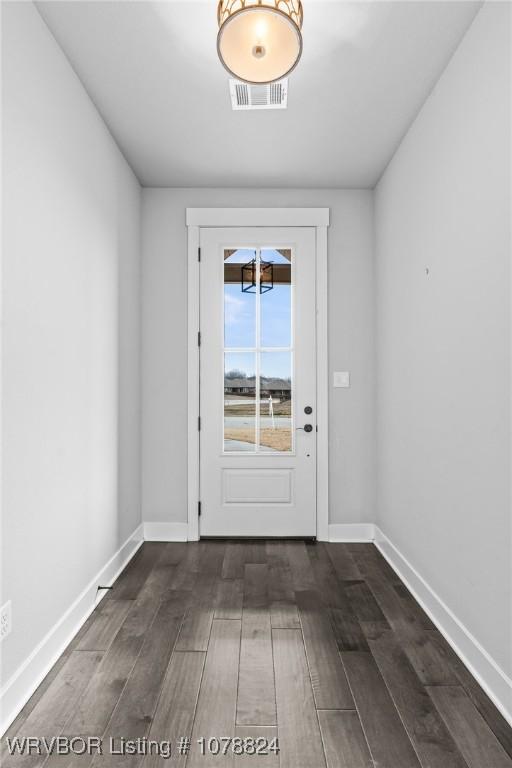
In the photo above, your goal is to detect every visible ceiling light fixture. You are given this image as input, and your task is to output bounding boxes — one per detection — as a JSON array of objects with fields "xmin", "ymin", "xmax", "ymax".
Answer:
[{"xmin": 217, "ymin": 0, "xmax": 303, "ymax": 84}]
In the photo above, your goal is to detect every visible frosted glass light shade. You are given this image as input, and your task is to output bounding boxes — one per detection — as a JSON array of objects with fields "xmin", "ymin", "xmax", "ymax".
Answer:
[{"xmin": 217, "ymin": 1, "xmax": 303, "ymax": 84}]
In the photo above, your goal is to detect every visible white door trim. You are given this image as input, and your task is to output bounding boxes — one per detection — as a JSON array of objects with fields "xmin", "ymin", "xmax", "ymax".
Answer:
[{"xmin": 186, "ymin": 208, "xmax": 330, "ymax": 541}]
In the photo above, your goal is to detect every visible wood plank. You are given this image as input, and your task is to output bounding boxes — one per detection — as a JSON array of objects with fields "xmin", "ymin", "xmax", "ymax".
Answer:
[
  {"xmin": 222, "ymin": 542, "xmax": 246, "ymax": 579},
  {"xmin": 188, "ymin": 620, "xmax": 241, "ymax": 768},
  {"xmin": 155, "ymin": 542, "xmax": 190, "ymax": 567},
  {"xmin": 106, "ymin": 543, "xmax": 162, "ymax": 600},
  {"xmin": 2, "ymin": 652, "xmax": 103, "ymax": 768},
  {"xmin": 214, "ymin": 579, "xmax": 243, "ymax": 620},
  {"xmin": 346, "ymin": 544, "xmax": 401, "ymax": 586},
  {"xmin": 145, "ymin": 652, "xmax": 205, "ymax": 768},
  {"xmin": 2, "ymin": 651, "xmax": 103, "ymax": 768},
  {"xmin": 392, "ymin": 583, "xmax": 436, "ymax": 630},
  {"xmin": 237, "ymin": 565, "xmax": 275, "ymax": 726},
  {"xmin": 233, "ymin": 727, "xmax": 279, "ymax": 768},
  {"xmin": 318, "ymin": 710, "xmax": 373, "ymax": 768},
  {"xmin": 428, "ymin": 630, "xmax": 512, "ymax": 759},
  {"xmin": 358, "ymin": 620, "xmax": 392, "ymax": 641},
  {"xmin": 265, "ymin": 540, "xmax": 289, "ymax": 572},
  {"xmin": 174, "ymin": 572, "xmax": 215, "ymax": 651},
  {"xmin": 266, "ymin": 541, "xmax": 299, "ymax": 629},
  {"xmin": 67, "ymin": 607, "xmax": 107, "ymax": 653},
  {"xmin": 236, "ymin": 564, "xmax": 276, "ymax": 725},
  {"xmin": 286, "ymin": 541, "xmax": 317, "ymax": 591},
  {"xmin": 46, "ymin": 592, "xmax": 189, "ymax": 768},
  {"xmin": 165, "ymin": 542, "xmax": 202, "ymax": 591},
  {"xmin": 368, "ymin": 632, "xmax": 468, "ymax": 768},
  {"xmin": 236, "ymin": 615, "xmax": 275, "ymax": 726},
  {"xmin": 269, "ymin": 600, "xmax": 299, "ymax": 630},
  {"xmin": 428, "ymin": 685, "xmax": 512, "ymax": 768},
  {"xmin": 198, "ymin": 540, "xmax": 226, "ymax": 575},
  {"xmin": 147, "ymin": 541, "xmax": 191, "ymax": 566},
  {"xmin": 14, "ymin": 652, "xmax": 103, "ymax": 737},
  {"xmin": 307, "ymin": 544, "xmax": 368, "ymax": 651},
  {"xmin": 137, "ymin": 562, "xmax": 179, "ymax": 602},
  {"xmin": 341, "ymin": 651, "xmax": 421, "ymax": 768},
  {"xmin": 372, "ymin": 548, "xmax": 404, "ymax": 585},
  {"xmin": 244, "ymin": 541, "xmax": 267, "ymax": 565},
  {"xmin": 296, "ymin": 590, "xmax": 354, "ymax": 709},
  {"xmin": 63, "ymin": 596, "xmax": 162, "ymax": 736},
  {"xmin": 75, "ymin": 600, "xmax": 132, "ymax": 651},
  {"xmin": 243, "ymin": 564, "xmax": 268, "ymax": 614},
  {"xmin": 343, "ymin": 579, "xmax": 391, "ymax": 645},
  {"xmin": 221, "ymin": 541, "xmax": 266, "ymax": 581},
  {"xmin": 97, "ymin": 593, "xmax": 189, "ymax": 768},
  {"xmin": 1, "ymin": 655, "xmax": 69, "ymax": 744},
  {"xmin": 135, "ymin": 543, "xmax": 190, "ymax": 601},
  {"xmin": 343, "ymin": 580, "xmax": 388, "ymax": 623},
  {"xmin": 324, "ymin": 543, "xmax": 362, "ymax": 581},
  {"xmin": 364, "ymin": 574, "xmax": 457, "ymax": 685},
  {"xmin": 272, "ymin": 628, "xmax": 326, "ymax": 768}
]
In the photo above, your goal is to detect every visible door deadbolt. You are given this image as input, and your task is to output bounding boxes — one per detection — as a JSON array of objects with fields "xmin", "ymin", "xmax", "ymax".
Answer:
[{"xmin": 304, "ymin": 406, "xmax": 313, "ymax": 414}]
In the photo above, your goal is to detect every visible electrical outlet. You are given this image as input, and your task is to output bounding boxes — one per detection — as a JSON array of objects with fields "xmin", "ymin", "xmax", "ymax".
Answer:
[{"xmin": 1, "ymin": 601, "xmax": 12, "ymax": 641}]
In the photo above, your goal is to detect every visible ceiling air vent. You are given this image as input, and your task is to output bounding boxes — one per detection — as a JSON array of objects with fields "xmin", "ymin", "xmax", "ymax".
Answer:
[{"xmin": 229, "ymin": 79, "xmax": 288, "ymax": 111}]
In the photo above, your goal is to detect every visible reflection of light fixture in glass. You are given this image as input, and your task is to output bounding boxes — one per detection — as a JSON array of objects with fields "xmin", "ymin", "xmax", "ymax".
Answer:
[
  {"xmin": 217, "ymin": 1, "xmax": 303, "ymax": 84},
  {"xmin": 241, "ymin": 258, "xmax": 273, "ymax": 293}
]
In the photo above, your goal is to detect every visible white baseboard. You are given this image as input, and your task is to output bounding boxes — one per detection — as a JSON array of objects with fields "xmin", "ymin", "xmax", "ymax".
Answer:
[
  {"xmin": 143, "ymin": 522, "xmax": 188, "ymax": 542},
  {"xmin": 374, "ymin": 525, "xmax": 512, "ymax": 727},
  {"xmin": 328, "ymin": 523, "xmax": 376, "ymax": 542},
  {"xmin": 0, "ymin": 523, "xmax": 144, "ymax": 737}
]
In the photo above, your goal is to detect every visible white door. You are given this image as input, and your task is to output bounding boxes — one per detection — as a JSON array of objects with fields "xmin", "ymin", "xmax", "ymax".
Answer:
[{"xmin": 199, "ymin": 227, "xmax": 317, "ymax": 537}]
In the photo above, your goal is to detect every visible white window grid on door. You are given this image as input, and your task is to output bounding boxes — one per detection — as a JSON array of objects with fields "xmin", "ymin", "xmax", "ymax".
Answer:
[{"xmin": 222, "ymin": 244, "xmax": 295, "ymax": 455}]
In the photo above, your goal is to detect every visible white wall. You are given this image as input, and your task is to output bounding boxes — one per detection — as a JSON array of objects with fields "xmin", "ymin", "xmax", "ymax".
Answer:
[
  {"xmin": 375, "ymin": 0, "xmax": 511, "ymax": 690},
  {"xmin": 1, "ymin": 0, "xmax": 142, "ymax": 696},
  {"xmin": 141, "ymin": 189, "xmax": 375, "ymax": 527}
]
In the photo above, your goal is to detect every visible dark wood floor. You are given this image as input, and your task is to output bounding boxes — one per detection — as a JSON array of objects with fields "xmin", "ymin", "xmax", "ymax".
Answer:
[{"xmin": 2, "ymin": 541, "xmax": 512, "ymax": 767}]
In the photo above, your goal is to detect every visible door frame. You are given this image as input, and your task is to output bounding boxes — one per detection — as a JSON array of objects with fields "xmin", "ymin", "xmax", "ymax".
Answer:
[{"xmin": 186, "ymin": 208, "xmax": 330, "ymax": 541}]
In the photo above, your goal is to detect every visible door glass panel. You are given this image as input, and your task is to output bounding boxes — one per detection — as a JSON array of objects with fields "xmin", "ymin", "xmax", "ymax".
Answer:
[
  {"xmin": 224, "ymin": 352, "xmax": 256, "ymax": 452},
  {"xmin": 224, "ymin": 249, "xmax": 256, "ymax": 348},
  {"xmin": 260, "ymin": 351, "xmax": 293, "ymax": 453},
  {"xmin": 222, "ymin": 247, "xmax": 294, "ymax": 454},
  {"xmin": 260, "ymin": 249, "xmax": 292, "ymax": 348}
]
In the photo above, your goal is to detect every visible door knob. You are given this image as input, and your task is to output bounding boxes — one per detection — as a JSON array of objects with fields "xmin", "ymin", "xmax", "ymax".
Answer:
[{"xmin": 297, "ymin": 424, "xmax": 313, "ymax": 433}]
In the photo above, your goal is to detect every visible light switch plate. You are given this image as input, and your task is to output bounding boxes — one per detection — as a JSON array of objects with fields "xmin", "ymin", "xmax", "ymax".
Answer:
[{"xmin": 333, "ymin": 371, "xmax": 350, "ymax": 388}]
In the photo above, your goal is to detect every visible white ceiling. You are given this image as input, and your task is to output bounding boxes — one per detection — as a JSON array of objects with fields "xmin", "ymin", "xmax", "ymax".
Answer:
[{"xmin": 36, "ymin": 0, "xmax": 481, "ymax": 188}]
